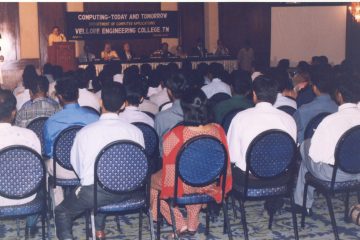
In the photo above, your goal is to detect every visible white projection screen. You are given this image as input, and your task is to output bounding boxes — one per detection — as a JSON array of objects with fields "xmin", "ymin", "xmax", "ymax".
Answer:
[{"xmin": 271, "ymin": 6, "xmax": 347, "ymax": 67}]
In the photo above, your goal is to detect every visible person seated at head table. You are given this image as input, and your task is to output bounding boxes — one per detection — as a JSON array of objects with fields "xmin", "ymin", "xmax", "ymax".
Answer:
[
  {"xmin": 101, "ymin": 43, "xmax": 119, "ymax": 61},
  {"xmin": 175, "ymin": 45, "xmax": 187, "ymax": 58},
  {"xmin": 214, "ymin": 39, "xmax": 230, "ymax": 56},
  {"xmin": 150, "ymin": 88, "xmax": 232, "ymax": 237},
  {"xmin": 79, "ymin": 44, "xmax": 96, "ymax": 63},
  {"xmin": 48, "ymin": 26, "xmax": 67, "ymax": 46},
  {"xmin": 151, "ymin": 42, "xmax": 174, "ymax": 58},
  {"xmin": 119, "ymin": 42, "xmax": 135, "ymax": 61}
]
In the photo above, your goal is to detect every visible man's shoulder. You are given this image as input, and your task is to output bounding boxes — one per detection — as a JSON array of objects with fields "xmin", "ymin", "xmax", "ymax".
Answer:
[{"xmin": 11, "ymin": 125, "xmax": 39, "ymax": 139}]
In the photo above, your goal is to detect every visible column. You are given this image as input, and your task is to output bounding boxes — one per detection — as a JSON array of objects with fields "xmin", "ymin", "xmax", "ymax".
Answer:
[
  {"xmin": 204, "ymin": 2, "xmax": 219, "ymax": 54},
  {"xmin": 161, "ymin": 2, "xmax": 179, "ymax": 53}
]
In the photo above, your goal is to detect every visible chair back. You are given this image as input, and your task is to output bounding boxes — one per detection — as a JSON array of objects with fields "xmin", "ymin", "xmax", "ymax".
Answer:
[
  {"xmin": 209, "ymin": 92, "xmax": 231, "ymax": 104},
  {"xmin": 334, "ymin": 125, "xmax": 360, "ymax": 175},
  {"xmin": 175, "ymin": 135, "xmax": 227, "ymax": 199},
  {"xmin": 95, "ymin": 140, "xmax": 149, "ymax": 194},
  {"xmin": 0, "ymin": 146, "xmax": 45, "ymax": 199},
  {"xmin": 221, "ymin": 108, "xmax": 244, "ymax": 133},
  {"xmin": 246, "ymin": 130, "xmax": 296, "ymax": 179},
  {"xmin": 304, "ymin": 112, "xmax": 331, "ymax": 140},
  {"xmin": 26, "ymin": 117, "xmax": 49, "ymax": 156},
  {"xmin": 53, "ymin": 125, "xmax": 83, "ymax": 170},
  {"xmin": 82, "ymin": 106, "xmax": 100, "ymax": 116},
  {"xmin": 277, "ymin": 105, "xmax": 296, "ymax": 116},
  {"xmin": 142, "ymin": 111, "xmax": 155, "ymax": 120},
  {"xmin": 133, "ymin": 122, "xmax": 159, "ymax": 159},
  {"xmin": 159, "ymin": 101, "xmax": 173, "ymax": 112}
]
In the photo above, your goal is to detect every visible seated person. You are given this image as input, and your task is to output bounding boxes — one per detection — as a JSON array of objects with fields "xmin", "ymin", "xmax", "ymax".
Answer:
[
  {"xmin": 149, "ymin": 68, "xmax": 171, "ymax": 106},
  {"xmin": 293, "ymin": 65, "xmax": 338, "ymax": 145},
  {"xmin": 76, "ymin": 70, "xmax": 101, "ymax": 112},
  {"xmin": 293, "ymin": 74, "xmax": 360, "ymax": 213},
  {"xmin": 191, "ymin": 38, "xmax": 207, "ymax": 57},
  {"xmin": 175, "ymin": 45, "xmax": 187, "ymax": 58},
  {"xmin": 227, "ymin": 76, "xmax": 296, "ymax": 184},
  {"xmin": 292, "ymin": 67, "xmax": 316, "ymax": 107},
  {"xmin": 213, "ymin": 70, "xmax": 253, "ymax": 123},
  {"xmin": 119, "ymin": 42, "xmax": 134, "ymax": 61},
  {"xmin": 214, "ymin": 39, "xmax": 229, "ymax": 56},
  {"xmin": 201, "ymin": 63, "xmax": 232, "ymax": 99},
  {"xmin": 101, "ymin": 43, "xmax": 119, "ymax": 61},
  {"xmin": 151, "ymin": 42, "xmax": 174, "ymax": 58},
  {"xmin": 15, "ymin": 65, "xmax": 38, "ymax": 110},
  {"xmin": 154, "ymin": 72, "xmax": 188, "ymax": 154},
  {"xmin": 15, "ymin": 76, "xmax": 60, "ymax": 128},
  {"xmin": 55, "ymin": 82, "xmax": 144, "ymax": 240},
  {"xmin": 79, "ymin": 44, "xmax": 96, "ymax": 63},
  {"xmin": 43, "ymin": 76, "xmax": 99, "ymax": 206},
  {"xmin": 150, "ymin": 89, "xmax": 232, "ymax": 236},
  {"xmin": 0, "ymin": 89, "xmax": 41, "ymax": 236},
  {"xmin": 271, "ymin": 68, "xmax": 297, "ymax": 110},
  {"xmin": 119, "ymin": 79, "xmax": 154, "ymax": 127}
]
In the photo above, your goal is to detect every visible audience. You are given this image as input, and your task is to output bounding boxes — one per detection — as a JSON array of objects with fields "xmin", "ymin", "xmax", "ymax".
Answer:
[
  {"xmin": 201, "ymin": 62, "xmax": 231, "ymax": 99},
  {"xmin": 294, "ymin": 73, "xmax": 360, "ymax": 213},
  {"xmin": 15, "ymin": 65, "xmax": 38, "ymax": 110},
  {"xmin": 15, "ymin": 76, "xmax": 60, "ymax": 128},
  {"xmin": 292, "ymin": 67, "xmax": 316, "ymax": 107},
  {"xmin": 76, "ymin": 69, "xmax": 101, "ymax": 112},
  {"xmin": 272, "ymin": 68, "xmax": 297, "ymax": 110},
  {"xmin": 149, "ymin": 66, "xmax": 172, "ymax": 107},
  {"xmin": 119, "ymin": 80, "xmax": 154, "ymax": 127},
  {"xmin": 227, "ymin": 75, "xmax": 297, "ymax": 179},
  {"xmin": 43, "ymin": 77, "xmax": 99, "ymax": 206},
  {"xmin": 150, "ymin": 88, "xmax": 232, "ymax": 237},
  {"xmin": 55, "ymin": 82, "xmax": 144, "ymax": 240},
  {"xmin": 213, "ymin": 70, "xmax": 253, "ymax": 123}
]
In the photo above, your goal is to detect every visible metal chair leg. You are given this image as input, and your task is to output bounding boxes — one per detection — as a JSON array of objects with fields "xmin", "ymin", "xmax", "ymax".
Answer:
[
  {"xmin": 16, "ymin": 218, "xmax": 20, "ymax": 238},
  {"xmin": 169, "ymin": 203, "xmax": 178, "ymax": 240},
  {"xmin": 223, "ymin": 201, "xmax": 233, "ymax": 240},
  {"xmin": 85, "ymin": 211, "xmax": 90, "ymax": 240},
  {"xmin": 116, "ymin": 215, "xmax": 121, "ymax": 233},
  {"xmin": 156, "ymin": 194, "xmax": 161, "ymax": 240},
  {"xmin": 301, "ymin": 183, "xmax": 309, "ymax": 228},
  {"xmin": 268, "ymin": 212, "xmax": 274, "ymax": 230},
  {"xmin": 205, "ymin": 207, "xmax": 210, "ymax": 235},
  {"xmin": 42, "ymin": 212, "xmax": 46, "ymax": 240},
  {"xmin": 239, "ymin": 200, "xmax": 249, "ymax": 240},
  {"xmin": 148, "ymin": 209, "xmax": 155, "ymax": 240},
  {"xmin": 139, "ymin": 210, "xmax": 143, "ymax": 240},
  {"xmin": 231, "ymin": 196, "xmax": 237, "ymax": 218},
  {"xmin": 344, "ymin": 192, "xmax": 351, "ymax": 222},
  {"xmin": 325, "ymin": 194, "xmax": 340, "ymax": 240},
  {"xmin": 290, "ymin": 194, "xmax": 299, "ymax": 240}
]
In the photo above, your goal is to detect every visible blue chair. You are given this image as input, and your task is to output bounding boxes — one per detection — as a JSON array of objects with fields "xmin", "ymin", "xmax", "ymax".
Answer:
[
  {"xmin": 0, "ymin": 146, "xmax": 47, "ymax": 239},
  {"xmin": 159, "ymin": 101, "xmax": 173, "ymax": 112},
  {"xmin": 304, "ymin": 112, "xmax": 331, "ymax": 140},
  {"xmin": 86, "ymin": 140, "xmax": 154, "ymax": 240},
  {"xmin": 142, "ymin": 111, "xmax": 155, "ymax": 120},
  {"xmin": 133, "ymin": 122, "xmax": 160, "ymax": 173},
  {"xmin": 157, "ymin": 135, "xmax": 232, "ymax": 240},
  {"xmin": 221, "ymin": 108, "xmax": 244, "ymax": 133},
  {"xmin": 277, "ymin": 105, "xmax": 296, "ymax": 116},
  {"xmin": 301, "ymin": 125, "xmax": 360, "ymax": 240},
  {"xmin": 51, "ymin": 125, "xmax": 82, "ymax": 188},
  {"xmin": 232, "ymin": 130, "xmax": 298, "ymax": 240},
  {"xmin": 26, "ymin": 117, "xmax": 49, "ymax": 156}
]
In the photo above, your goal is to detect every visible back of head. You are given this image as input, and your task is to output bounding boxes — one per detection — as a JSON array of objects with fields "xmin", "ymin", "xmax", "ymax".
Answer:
[
  {"xmin": 124, "ymin": 80, "xmax": 144, "ymax": 106},
  {"xmin": 165, "ymin": 72, "xmax": 188, "ymax": 99},
  {"xmin": 319, "ymin": 56, "xmax": 329, "ymax": 65},
  {"xmin": 43, "ymin": 63, "xmax": 53, "ymax": 75},
  {"xmin": 181, "ymin": 59, "xmax": 192, "ymax": 73},
  {"xmin": 267, "ymin": 68, "xmax": 292, "ymax": 92},
  {"xmin": 335, "ymin": 73, "xmax": 360, "ymax": 104},
  {"xmin": 252, "ymin": 60, "xmax": 265, "ymax": 72},
  {"xmin": 197, "ymin": 63, "xmax": 209, "ymax": 77},
  {"xmin": 140, "ymin": 63, "xmax": 152, "ymax": 77},
  {"xmin": 101, "ymin": 82, "xmax": 126, "ymax": 112},
  {"xmin": 52, "ymin": 65, "xmax": 64, "ymax": 80},
  {"xmin": 209, "ymin": 63, "xmax": 224, "ymax": 79},
  {"xmin": 0, "ymin": 89, "xmax": 16, "ymax": 122},
  {"xmin": 252, "ymin": 75, "xmax": 278, "ymax": 104},
  {"xmin": 310, "ymin": 65, "xmax": 334, "ymax": 94},
  {"xmin": 29, "ymin": 76, "xmax": 50, "ymax": 95},
  {"xmin": 55, "ymin": 76, "xmax": 79, "ymax": 102},
  {"xmin": 231, "ymin": 70, "xmax": 252, "ymax": 95},
  {"xmin": 22, "ymin": 65, "xmax": 38, "ymax": 89},
  {"xmin": 75, "ymin": 69, "xmax": 89, "ymax": 89},
  {"xmin": 277, "ymin": 59, "xmax": 290, "ymax": 71},
  {"xmin": 180, "ymin": 88, "xmax": 209, "ymax": 126}
]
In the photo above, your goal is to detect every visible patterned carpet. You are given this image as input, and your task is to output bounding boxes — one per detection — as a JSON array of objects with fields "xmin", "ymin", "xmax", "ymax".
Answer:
[{"xmin": 1, "ymin": 193, "xmax": 360, "ymax": 240}]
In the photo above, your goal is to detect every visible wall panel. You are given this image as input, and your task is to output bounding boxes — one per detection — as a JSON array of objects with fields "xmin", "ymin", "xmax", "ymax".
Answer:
[{"xmin": 0, "ymin": 3, "xmax": 20, "ymax": 61}]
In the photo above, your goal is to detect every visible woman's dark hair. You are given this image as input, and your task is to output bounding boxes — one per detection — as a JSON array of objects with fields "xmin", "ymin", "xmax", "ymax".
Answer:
[
  {"xmin": 22, "ymin": 65, "xmax": 38, "ymax": 89},
  {"xmin": 180, "ymin": 88, "xmax": 209, "ymax": 126},
  {"xmin": 165, "ymin": 72, "xmax": 188, "ymax": 99}
]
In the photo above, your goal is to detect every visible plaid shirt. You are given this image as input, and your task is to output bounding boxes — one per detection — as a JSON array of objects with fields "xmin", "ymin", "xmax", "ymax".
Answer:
[{"xmin": 15, "ymin": 97, "xmax": 61, "ymax": 128}]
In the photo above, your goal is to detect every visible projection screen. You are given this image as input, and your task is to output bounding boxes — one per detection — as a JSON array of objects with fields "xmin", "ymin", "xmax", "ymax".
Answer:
[{"xmin": 270, "ymin": 6, "xmax": 347, "ymax": 67}]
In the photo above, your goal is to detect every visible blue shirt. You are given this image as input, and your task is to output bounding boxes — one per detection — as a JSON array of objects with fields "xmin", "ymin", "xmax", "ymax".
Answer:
[
  {"xmin": 296, "ymin": 84, "xmax": 316, "ymax": 108},
  {"xmin": 293, "ymin": 94, "xmax": 338, "ymax": 144},
  {"xmin": 43, "ymin": 103, "xmax": 99, "ymax": 157}
]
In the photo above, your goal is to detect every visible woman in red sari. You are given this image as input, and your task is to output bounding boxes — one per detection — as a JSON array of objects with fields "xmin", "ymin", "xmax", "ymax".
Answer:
[{"xmin": 150, "ymin": 88, "xmax": 232, "ymax": 237}]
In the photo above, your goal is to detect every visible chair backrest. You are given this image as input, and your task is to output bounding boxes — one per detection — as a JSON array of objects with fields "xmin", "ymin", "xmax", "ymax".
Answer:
[
  {"xmin": 221, "ymin": 108, "xmax": 244, "ymax": 133},
  {"xmin": 53, "ymin": 125, "xmax": 83, "ymax": 170},
  {"xmin": 159, "ymin": 101, "xmax": 173, "ymax": 112},
  {"xmin": 246, "ymin": 130, "xmax": 296, "ymax": 179},
  {"xmin": 0, "ymin": 146, "xmax": 45, "ymax": 199},
  {"xmin": 26, "ymin": 117, "xmax": 49, "ymax": 156},
  {"xmin": 335, "ymin": 125, "xmax": 360, "ymax": 175},
  {"xmin": 176, "ymin": 135, "xmax": 227, "ymax": 189},
  {"xmin": 95, "ymin": 140, "xmax": 149, "ymax": 194},
  {"xmin": 304, "ymin": 112, "xmax": 331, "ymax": 140},
  {"xmin": 82, "ymin": 106, "xmax": 100, "ymax": 116},
  {"xmin": 209, "ymin": 92, "xmax": 231, "ymax": 106},
  {"xmin": 142, "ymin": 111, "xmax": 155, "ymax": 120},
  {"xmin": 277, "ymin": 105, "xmax": 296, "ymax": 116},
  {"xmin": 133, "ymin": 122, "xmax": 159, "ymax": 159}
]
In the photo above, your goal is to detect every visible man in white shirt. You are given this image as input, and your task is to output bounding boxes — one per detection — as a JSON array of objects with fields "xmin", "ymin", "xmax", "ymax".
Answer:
[
  {"xmin": 76, "ymin": 73, "xmax": 101, "ymax": 112},
  {"xmin": 55, "ymin": 82, "xmax": 144, "ymax": 240},
  {"xmin": 227, "ymin": 76, "xmax": 297, "ymax": 188},
  {"xmin": 294, "ymin": 74, "xmax": 360, "ymax": 212},
  {"xmin": 119, "ymin": 80, "xmax": 154, "ymax": 127},
  {"xmin": 0, "ymin": 89, "xmax": 42, "ymax": 235},
  {"xmin": 201, "ymin": 63, "xmax": 231, "ymax": 99}
]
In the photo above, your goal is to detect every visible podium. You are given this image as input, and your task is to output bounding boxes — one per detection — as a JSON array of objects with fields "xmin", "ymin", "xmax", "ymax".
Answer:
[{"xmin": 48, "ymin": 42, "xmax": 76, "ymax": 72}]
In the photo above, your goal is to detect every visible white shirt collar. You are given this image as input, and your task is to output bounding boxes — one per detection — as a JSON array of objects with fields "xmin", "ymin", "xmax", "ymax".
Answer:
[
  {"xmin": 126, "ymin": 106, "xmax": 139, "ymax": 111},
  {"xmin": 100, "ymin": 113, "xmax": 120, "ymax": 120},
  {"xmin": 212, "ymin": 78, "xmax": 222, "ymax": 83},
  {"xmin": 339, "ymin": 103, "xmax": 358, "ymax": 111},
  {"xmin": 255, "ymin": 102, "xmax": 273, "ymax": 108}
]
